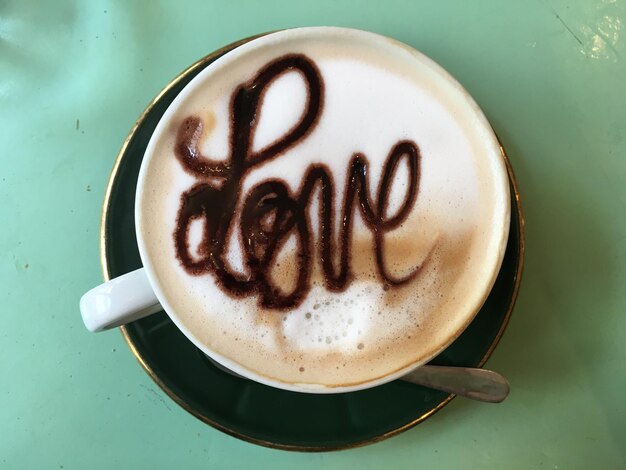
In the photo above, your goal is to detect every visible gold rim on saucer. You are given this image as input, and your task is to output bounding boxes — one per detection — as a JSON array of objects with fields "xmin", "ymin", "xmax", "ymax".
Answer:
[{"xmin": 99, "ymin": 34, "xmax": 525, "ymax": 452}]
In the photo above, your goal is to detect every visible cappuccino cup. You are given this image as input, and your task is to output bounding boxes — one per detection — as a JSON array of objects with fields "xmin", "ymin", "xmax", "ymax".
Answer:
[{"xmin": 80, "ymin": 27, "xmax": 510, "ymax": 393}]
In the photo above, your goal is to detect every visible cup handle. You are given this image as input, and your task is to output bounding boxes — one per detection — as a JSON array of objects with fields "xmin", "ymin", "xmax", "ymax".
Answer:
[{"xmin": 80, "ymin": 268, "xmax": 162, "ymax": 332}]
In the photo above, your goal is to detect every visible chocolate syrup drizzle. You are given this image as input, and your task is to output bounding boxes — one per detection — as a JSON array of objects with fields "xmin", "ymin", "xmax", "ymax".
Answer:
[{"xmin": 174, "ymin": 54, "xmax": 422, "ymax": 309}]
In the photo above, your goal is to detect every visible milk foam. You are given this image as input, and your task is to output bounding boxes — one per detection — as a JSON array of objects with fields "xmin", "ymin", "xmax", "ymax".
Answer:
[{"xmin": 137, "ymin": 28, "xmax": 510, "ymax": 390}]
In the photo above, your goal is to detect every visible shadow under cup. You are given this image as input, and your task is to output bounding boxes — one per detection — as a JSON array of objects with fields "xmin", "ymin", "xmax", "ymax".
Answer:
[{"xmin": 102, "ymin": 34, "xmax": 524, "ymax": 451}]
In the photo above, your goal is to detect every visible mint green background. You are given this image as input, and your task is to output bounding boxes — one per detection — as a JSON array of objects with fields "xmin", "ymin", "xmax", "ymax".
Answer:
[{"xmin": 1, "ymin": 0, "xmax": 625, "ymax": 468}]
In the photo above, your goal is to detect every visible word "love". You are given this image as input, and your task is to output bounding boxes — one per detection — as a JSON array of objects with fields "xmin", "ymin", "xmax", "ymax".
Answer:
[{"xmin": 174, "ymin": 54, "xmax": 422, "ymax": 309}]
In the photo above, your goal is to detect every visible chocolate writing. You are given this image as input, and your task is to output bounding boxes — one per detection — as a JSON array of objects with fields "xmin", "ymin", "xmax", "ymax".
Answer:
[{"xmin": 174, "ymin": 54, "xmax": 422, "ymax": 309}]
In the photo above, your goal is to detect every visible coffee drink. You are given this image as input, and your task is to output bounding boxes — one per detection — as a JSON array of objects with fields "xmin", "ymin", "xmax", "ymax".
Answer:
[{"xmin": 137, "ymin": 28, "xmax": 510, "ymax": 389}]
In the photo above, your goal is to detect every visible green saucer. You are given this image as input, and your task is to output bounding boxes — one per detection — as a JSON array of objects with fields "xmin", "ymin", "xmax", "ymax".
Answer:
[{"xmin": 101, "ymin": 36, "xmax": 525, "ymax": 451}]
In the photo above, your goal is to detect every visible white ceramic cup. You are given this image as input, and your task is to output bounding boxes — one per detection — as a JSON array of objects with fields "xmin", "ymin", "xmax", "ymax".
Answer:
[{"xmin": 80, "ymin": 27, "xmax": 510, "ymax": 393}]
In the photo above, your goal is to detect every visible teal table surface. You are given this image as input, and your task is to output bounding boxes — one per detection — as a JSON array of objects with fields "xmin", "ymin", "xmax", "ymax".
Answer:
[{"xmin": 1, "ymin": 0, "xmax": 625, "ymax": 468}]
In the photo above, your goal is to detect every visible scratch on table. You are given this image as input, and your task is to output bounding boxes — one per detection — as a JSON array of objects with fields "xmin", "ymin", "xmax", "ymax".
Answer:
[
  {"xmin": 553, "ymin": 10, "xmax": 584, "ymax": 46},
  {"xmin": 139, "ymin": 384, "xmax": 172, "ymax": 411},
  {"xmin": 551, "ymin": 2, "xmax": 621, "ymax": 61}
]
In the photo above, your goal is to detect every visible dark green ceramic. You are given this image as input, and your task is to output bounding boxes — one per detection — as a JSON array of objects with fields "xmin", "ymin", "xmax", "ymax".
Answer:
[{"xmin": 101, "ymin": 37, "xmax": 524, "ymax": 451}]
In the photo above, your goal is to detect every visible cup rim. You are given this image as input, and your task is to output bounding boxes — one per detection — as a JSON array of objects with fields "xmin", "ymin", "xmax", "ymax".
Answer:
[{"xmin": 132, "ymin": 26, "xmax": 511, "ymax": 393}]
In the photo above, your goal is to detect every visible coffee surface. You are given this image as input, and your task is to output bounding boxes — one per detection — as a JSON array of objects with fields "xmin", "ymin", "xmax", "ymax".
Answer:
[{"xmin": 138, "ymin": 28, "xmax": 510, "ymax": 389}]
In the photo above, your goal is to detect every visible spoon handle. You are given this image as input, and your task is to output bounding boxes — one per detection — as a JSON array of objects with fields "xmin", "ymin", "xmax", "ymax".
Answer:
[{"xmin": 400, "ymin": 365, "xmax": 510, "ymax": 403}]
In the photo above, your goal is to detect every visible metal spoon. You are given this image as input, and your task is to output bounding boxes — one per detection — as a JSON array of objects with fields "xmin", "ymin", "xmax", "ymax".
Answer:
[
  {"xmin": 207, "ymin": 356, "xmax": 509, "ymax": 403},
  {"xmin": 401, "ymin": 365, "xmax": 510, "ymax": 403}
]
